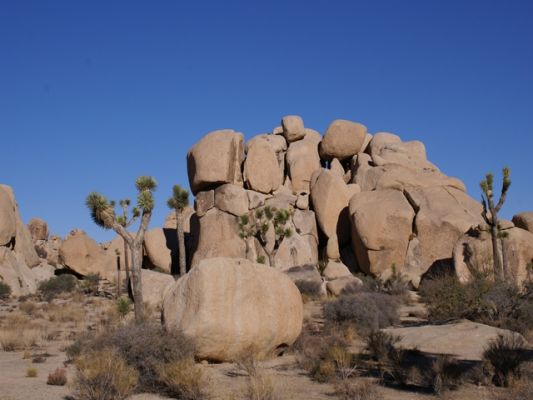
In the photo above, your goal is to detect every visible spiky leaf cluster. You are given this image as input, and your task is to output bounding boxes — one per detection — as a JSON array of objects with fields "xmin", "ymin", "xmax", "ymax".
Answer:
[
  {"xmin": 238, "ymin": 206, "xmax": 293, "ymax": 247},
  {"xmin": 480, "ymin": 167, "xmax": 511, "ymax": 227},
  {"xmin": 86, "ymin": 192, "xmax": 115, "ymax": 229},
  {"xmin": 135, "ymin": 176, "xmax": 157, "ymax": 192},
  {"xmin": 167, "ymin": 184, "xmax": 189, "ymax": 211}
]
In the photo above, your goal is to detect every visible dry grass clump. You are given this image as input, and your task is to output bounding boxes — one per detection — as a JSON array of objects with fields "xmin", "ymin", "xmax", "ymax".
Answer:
[
  {"xmin": 26, "ymin": 367, "xmax": 38, "ymax": 377},
  {"xmin": 0, "ymin": 313, "xmax": 49, "ymax": 351},
  {"xmin": 47, "ymin": 367, "xmax": 67, "ymax": 385},
  {"xmin": 483, "ymin": 333, "xmax": 527, "ymax": 387},
  {"xmin": 244, "ymin": 372, "xmax": 281, "ymax": 400},
  {"xmin": 334, "ymin": 379, "xmax": 382, "ymax": 400},
  {"xmin": 74, "ymin": 350, "xmax": 138, "ymax": 400},
  {"xmin": 323, "ymin": 292, "xmax": 400, "ymax": 335},
  {"xmin": 43, "ymin": 302, "xmax": 85, "ymax": 323},
  {"xmin": 157, "ymin": 359, "xmax": 210, "ymax": 400},
  {"xmin": 19, "ymin": 300, "xmax": 42, "ymax": 317}
]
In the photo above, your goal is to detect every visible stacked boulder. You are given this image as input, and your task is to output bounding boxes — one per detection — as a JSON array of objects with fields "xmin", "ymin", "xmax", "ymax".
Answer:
[{"xmin": 185, "ymin": 116, "xmax": 493, "ymax": 290}]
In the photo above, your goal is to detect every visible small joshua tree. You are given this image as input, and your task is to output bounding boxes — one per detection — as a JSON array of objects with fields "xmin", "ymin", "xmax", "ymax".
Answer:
[
  {"xmin": 480, "ymin": 167, "xmax": 511, "ymax": 281},
  {"xmin": 238, "ymin": 206, "xmax": 293, "ymax": 266},
  {"xmin": 116, "ymin": 199, "xmax": 137, "ymax": 295},
  {"xmin": 167, "ymin": 185, "xmax": 189, "ymax": 277},
  {"xmin": 86, "ymin": 176, "xmax": 156, "ymax": 322}
]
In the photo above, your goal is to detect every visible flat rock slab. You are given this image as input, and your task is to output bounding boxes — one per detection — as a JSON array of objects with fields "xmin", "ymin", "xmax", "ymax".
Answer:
[{"xmin": 383, "ymin": 320, "xmax": 526, "ymax": 361}]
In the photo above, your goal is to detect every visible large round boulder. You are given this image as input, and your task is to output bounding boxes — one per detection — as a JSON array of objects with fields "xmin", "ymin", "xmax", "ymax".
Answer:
[
  {"xmin": 244, "ymin": 140, "xmax": 282, "ymax": 194},
  {"xmin": 319, "ymin": 119, "xmax": 367, "ymax": 160},
  {"xmin": 162, "ymin": 257, "xmax": 303, "ymax": 361}
]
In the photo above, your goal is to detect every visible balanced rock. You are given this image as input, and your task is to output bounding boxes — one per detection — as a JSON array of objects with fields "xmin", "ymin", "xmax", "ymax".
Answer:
[
  {"xmin": 281, "ymin": 115, "xmax": 306, "ymax": 142},
  {"xmin": 162, "ymin": 258, "xmax": 303, "ymax": 361},
  {"xmin": 319, "ymin": 119, "xmax": 367, "ymax": 160},
  {"xmin": 286, "ymin": 139, "xmax": 321, "ymax": 193},
  {"xmin": 28, "ymin": 218, "xmax": 49, "ymax": 241},
  {"xmin": 187, "ymin": 130, "xmax": 245, "ymax": 195},
  {"xmin": 244, "ymin": 139, "xmax": 282, "ymax": 194}
]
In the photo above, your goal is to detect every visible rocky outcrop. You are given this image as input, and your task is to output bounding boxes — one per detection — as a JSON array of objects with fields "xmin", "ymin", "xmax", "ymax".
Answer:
[
  {"xmin": 319, "ymin": 119, "xmax": 367, "ymax": 160},
  {"xmin": 59, "ymin": 230, "xmax": 117, "ymax": 281},
  {"xmin": 162, "ymin": 258, "xmax": 303, "ymax": 361},
  {"xmin": 187, "ymin": 130, "xmax": 245, "ymax": 195},
  {"xmin": 454, "ymin": 226, "xmax": 533, "ymax": 287},
  {"xmin": 512, "ymin": 212, "xmax": 533, "ymax": 233},
  {"xmin": 28, "ymin": 218, "xmax": 49, "ymax": 241}
]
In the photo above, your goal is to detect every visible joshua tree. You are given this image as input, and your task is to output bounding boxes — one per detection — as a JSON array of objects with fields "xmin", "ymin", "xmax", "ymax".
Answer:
[
  {"xmin": 480, "ymin": 167, "xmax": 511, "ymax": 281},
  {"xmin": 167, "ymin": 184, "xmax": 189, "ymax": 277},
  {"xmin": 86, "ymin": 176, "xmax": 157, "ymax": 322},
  {"xmin": 239, "ymin": 206, "xmax": 293, "ymax": 266},
  {"xmin": 116, "ymin": 199, "xmax": 137, "ymax": 294}
]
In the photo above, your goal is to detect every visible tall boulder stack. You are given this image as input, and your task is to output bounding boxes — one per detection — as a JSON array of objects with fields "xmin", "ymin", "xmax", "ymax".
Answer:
[{"xmin": 185, "ymin": 115, "xmax": 496, "ymax": 288}]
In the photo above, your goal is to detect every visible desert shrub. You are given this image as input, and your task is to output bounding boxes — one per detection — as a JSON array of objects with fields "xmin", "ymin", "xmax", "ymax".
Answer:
[
  {"xmin": 244, "ymin": 373, "xmax": 280, "ymax": 400},
  {"xmin": 67, "ymin": 322, "xmax": 195, "ymax": 392},
  {"xmin": 47, "ymin": 367, "xmax": 67, "ymax": 385},
  {"xmin": 0, "ymin": 281, "xmax": 11, "ymax": 299},
  {"xmin": 294, "ymin": 279, "xmax": 322, "ymax": 301},
  {"xmin": 74, "ymin": 350, "xmax": 138, "ymax": 400},
  {"xmin": 44, "ymin": 302, "xmax": 84, "ymax": 323},
  {"xmin": 19, "ymin": 300, "xmax": 39, "ymax": 316},
  {"xmin": 157, "ymin": 359, "xmax": 210, "ymax": 399},
  {"xmin": 324, "ymin": 292, "xmax": 400, "ymax": 334},
  {"xmin": 425, "ymin": 355, "xmax": 463, "ymax": 394},
  {"xmin": 0, "ymin": 325, "xmax": 47, "ymax": 351},
  {"xmin": 483, "ymin": 333, "xmax": 527, "ymax": 387},
  {"xmin": 364, "ymin": 331, "xmax": 401, "ymax": 363},
  {"xmin": 235, "ymin": 346, "xmax": 261, "ymax": 377},
  {"xmin": 38, "ymin": 274, "xmax": 77, "ymax": 300},
  {"xmin": 82, "ymin": 273, "xmax": 101, "ymax": 295},
  {"xmin": 26, "ymin": 367, "xmax": 37, "ymax": 377},
  {"xmin": 334, "ymin": 379, "xmax": 382, "ymax": 400},
  {"xmin": 294, "ymin": 325, "xmax": 354, "ymax": 383},
  {"xmin": 115, "ymin": 297, "xmax": 132, "ymax": 318}
]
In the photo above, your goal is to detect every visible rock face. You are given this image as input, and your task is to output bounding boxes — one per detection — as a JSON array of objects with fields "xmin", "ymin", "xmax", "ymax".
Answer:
[
  {"xmin": 141, "ymin": 269, "xmax": 175, "ymax": 309},
  {"xmin": 0, "ymin": 185, "xmax": 42, "ymax": 296},
  {"xmin": 28, "ymin": 218, "xmax": 49, "ymax": 241},
  {"xmin": 244, "ymin": 139, "xmax": 282, "ymax": 194},
  {"xmin": 319, "ymin": 119, "xmax": 367, "ymax": 160},
  {"xmin": 187, "ymin": 130, "xmax": 245, "ymax": 195},
  {"xmin": 454, "ymin": 226, "xmax": 533, "ymax": 286},
  {"xmin": 286, "ymin": 138, "xmax": 321, "ymax": 194},
  {"xmin": 162, "ymin": 258, "xmax": 303, "ymax": 361},
  {"xmin": 143, "ymin": 228, "xmax": 177, "ymax": 273},
  {"xmin": 281, "ymin": 115, "xmax": 306, "ymax": 142},
  {"xmin": 59, "ymin": 230, "xmax": 117, "ymax": 281}
]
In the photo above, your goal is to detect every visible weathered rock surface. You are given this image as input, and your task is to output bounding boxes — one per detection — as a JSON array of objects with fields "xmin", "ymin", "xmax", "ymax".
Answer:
[
  {"xmin": 383, "ymin": 320, "xmax": 527, "ymax": 361},
  {"xmin": 143, "ymin": 228, "xmax": 177, "ymax": 273},
  {"xmin": 319, "ymin": 119, "xmax": 367, "ymax": 160},
  {"xmin": 310, "ymin": 169, "xmax": 352, "ymax": 243},
  {"xmin": 162, "ymin": 258, "xmax": 303, "ymax": 361},
  {"xmin": 59, "ymin": 230, "xmax": 117, "ymax": 281},
  {"xmin": 349, "ymin": 190, "xmax": 415, "ymax": 278},
  {"xmin": 454, "ymin": 227, "xmax": 533, "ymax": 286},
  {"xmin": 281, "ymin": 115, "xmax": 306, "ymax": 142},
  {"xmin": 0, "ymin": 186, "xmax": 16, "ymax": 246},
  {"xmin": 0, "ymin": 247, "xmax": 37, "ymax": 296},
  {"xmin": 326, "ymin": 275, "xmax": 363, "ymax": 296},
  {"xmin": 214, "ymin": 184, "xmax": 249, "ymax": 216},
  {"xmin": 273, "ymin": 233, "xmax": 317, "ymax": 270},
  {"xmin": 28, "ymin": 218, "xmax": 49, "ymax": 241},
  {"xmin": 191, "ymin": 209, "xmax": 246, "ymax": 267},
  {"xmin": 141, "ymin": 269, "xmax": 175, "ymax": 309},
  {"xmin": 244, "ymin": 139, "xmax": 282, "ymax": 194},
  {"xmin": 286, "ymin": 139, "xmax": 321, "ymax": 193},
  {"xmin": 187, "ymin": 130, "xmax": 245, "ymax": 195}
]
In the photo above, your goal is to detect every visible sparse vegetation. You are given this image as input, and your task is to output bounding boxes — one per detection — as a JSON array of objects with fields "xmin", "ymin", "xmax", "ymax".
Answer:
[
  {"xmin": 334, "ymin": 379, "xmax": 382, "ymax": 400},
  {"xmin": 47, "ymin": 367, "xmax": 67, "ymax": 385},
  {"xmin": 483, "ymin": 333, "xmax": 527, "ymax": 387},
  {"xmin": 26, "ymin": 367, "xmax": 37, "ymax": 377},
  {"xmin": 244, "ymin": 372, "xmax": 280, "ymax": 400},
  {"xmin": 0, "ymin": 281, "xmax": 11, "ymax": 299},
  {"xmin": 37, "ymin": 274, "xmax": 77, "ymax": 300},
  {"xmin": 82, "ymin": 273, "xmax": 101, "ymax": 295},
  {"xmin": 157, "ymin": 359, "xmax": 210, "ymax": 399},
  {"xmin": 86, "ymin": 175, "xmax": 157, "ymax": 322},
  {"xmin": 115, "ymin": 296, "xmax": 132, "ymax": 318}
]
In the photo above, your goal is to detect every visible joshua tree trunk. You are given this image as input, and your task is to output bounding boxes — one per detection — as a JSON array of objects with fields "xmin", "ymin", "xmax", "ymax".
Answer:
[
  {"xmin": 176, "ymin": 210, "xmax": 186, "ymax": 276},
  {"xmin": 130, "ymin": 244, "xmax": 144, "ymax": 322},
  {"xmin": 490, "ymin": 220, "xmax": 504, "ymax": 281},
  {"xmin": 123, "ymin": 238, "xmax": 131, "ymax": 293}
]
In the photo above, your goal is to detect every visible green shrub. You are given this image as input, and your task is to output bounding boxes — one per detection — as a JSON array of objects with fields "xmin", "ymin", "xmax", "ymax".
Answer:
[
  {"xmin": 38, "ymin": 274, "xmax": 77, "ymax": 300},
  {"xmin": 116, "ymin": 297, "xmax": 132, "ymax": 318},
  {"xmin": 364, "ymin": 331, "xmax": 401, "ymax": 363},
  {"xmin": 324, "ymin": 292, "xmax": 400, "ymax": 334},
  {"xmin": 483, "ymin": 333, "xmax": 527, "ymax": 387},
  {"xmin": 0, "ymin": 281, "xmax": 11, "ymax": 299}
]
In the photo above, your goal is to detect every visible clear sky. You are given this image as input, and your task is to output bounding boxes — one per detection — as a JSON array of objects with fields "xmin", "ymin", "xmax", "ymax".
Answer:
[{"xmin": 1, "ymin": 0, "xmax": 532, "ymax": 242}]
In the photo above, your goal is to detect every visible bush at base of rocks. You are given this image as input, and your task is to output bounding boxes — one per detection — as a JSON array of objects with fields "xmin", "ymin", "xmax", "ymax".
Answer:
[
  {"xmin": 38, "ymin": 274, "xmax": 77, "ymax": 300},
  {"xmin": 157, "ymin": 359, "xmax": 210, "ymax": 400},
  {"xmin": 483, "ymin": 333, "xmax": 527, "ymax": 387},
  {"xmin": 0, "ymin": 281, "xmax": 11, "ymax": 299},
  {"xmin": 323, "ymin": 292, "xmax": 400, "ymax": 334}
]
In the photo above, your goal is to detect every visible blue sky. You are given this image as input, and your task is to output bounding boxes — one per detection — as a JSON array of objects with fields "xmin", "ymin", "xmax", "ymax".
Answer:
[{"xmin": 1, "ymin": 0, "xmax": 532, "ymax": 242}]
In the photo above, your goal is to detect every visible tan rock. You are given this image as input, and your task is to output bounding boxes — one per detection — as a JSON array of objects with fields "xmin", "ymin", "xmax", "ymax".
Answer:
[
  {"xmin": 326, "ymin": 275, "xmax": 363, "ymax": 296},
  {"xmin": 194, "ymin": 190, "xmax": 215, "ymax": 217},
  {"xmin": 281, "ymin": 115, "xmax": 306, "ymax": 142},
  {"xmin": 319, "ymin": 119, "xmax": 367, "ymax": 160},
  {"xmin": 187, "ymin": 130, "xmax": 244, "ymax": 195},
  {"xmin": 0, "ymin": 186, "xmax": 16, "ymax": 246},
  {"xmin": 143, "ymin": 228, "xmax": 177, "ymax": 273},
  {"xmin": 292, "ymin": 210, "xmax": 318, "ymax": 242},
  {"xmin": 371, "ymin": 138, "xmax": 438, "ymax": 171},
  {"xmin": 512, "ymin": 212, "xmax": 533, "ymax": 233},
  {"xmin": 59, "ymin": 230, "xmax": 116, "ymax": 280},
  {"xmin": 330, "ymin": 158, "xmax": 345, "ymax": 178},
  {"xmin": 326, "ymin": 235, "xmax": 341, "ymax": 260},
  {"xmin": 28, "ymin": 218, "xmax": 49, "ymax": 241},
  {"xmin": 214, "ymin": 184, "xmax": 249, "ymax": 216},
  {"xmin": 34, "ymin": 235, "xmax": 62, "ymax": 266},
  {"xmin": 361, "ymin": 133, "xmax": 373, "ymax": 153},
  {"xmin": 246, "ymin": 190, "xmax": 270, "ymax": 209},
  {"xmin": 273, "ymin": 233, "xmax": 316, "ymax": 270},
  {"xmin": 286, "ymin": 138, "xmax": 321, "ymax": 193},
  {"xmin": 244, "ymin": 139, "xmax": 282, "ymax": 194},
  {"xmin": 295, "ymin": 193, "xmax": 309, "ymax": 210},
  {"xmin": 163, "ymin": 206, "xmax": 195, "ymax": 230},
  {"xmin": 0, "ymin": 247, "xmax": 37, "ymax": 296},
  {"xmin": 303, "ymin": 128, "xmax": 322, "ymax": 143},
  {"xmin": 31, "ymin": 263, "xmax": 55, "ymax": 284},
  {"xmin": 162, "ymin": 257, "xmax": 303, "ymax": 361},
  {"xmin": 264, "ymin": 192, "xmax": 297, "ymax": 210},
  {"xmin": 310, "ymin": 169, "xmax": 352, "ymax": 243},
  {"xmin": 349, "ymin": 190, "xmax": 415, "ymax": 278},
  {"xmin": 404, "ymin": 186, "xmax": 482, "ymax": 278},
  {"xmin": 191, "ymin": 209, "xmax": 246, "ymax": 267},
  {"xmin": 141, "ymin": 269, "xmax": 175, "ymax": 309},
  {"xmin": 323, "ymin": 260, "xmax": 352, "ymax": 280},
  {"xmin": 454, "ymin": 227, "xmax": 533, "ymax": 287}
]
